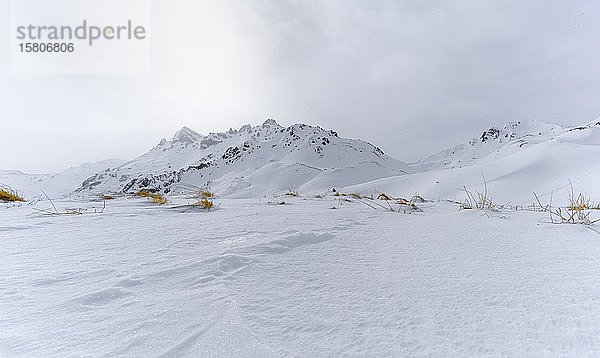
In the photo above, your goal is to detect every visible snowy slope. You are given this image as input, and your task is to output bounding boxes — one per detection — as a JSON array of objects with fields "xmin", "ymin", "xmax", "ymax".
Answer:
[
  {"xmin": 415, "ymin": 121, "xmax": 567, "ymax": 170},
  {"xmin": 0, "ymin": 159, "xmax": 123, "ymax": 199},
  {"xmin": 77, "ymin": 120, "xmax": 409, "ymax": 197},
  {"xmin": 2, "ymin": 197, "xmax": 600, "ymax": 356},
  {"xmin": 347, "ymin": 120, "xmax": 600, "ymax": 205}
]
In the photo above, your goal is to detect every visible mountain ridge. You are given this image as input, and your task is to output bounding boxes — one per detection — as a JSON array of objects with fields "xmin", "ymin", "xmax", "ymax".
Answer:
[
  {"xmin": 3, "ymin": 118, "xmax": 598, "ymax": 201},
  {"xmin": 76, "ymin": 119, "xmax": 409, "ymax": 197},
  {"xmin": 415, "ymin": 120, "xmax": 569, "ymax": 171}
]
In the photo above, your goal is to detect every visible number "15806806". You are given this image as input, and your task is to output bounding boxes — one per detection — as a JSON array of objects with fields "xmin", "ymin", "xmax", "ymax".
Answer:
[{"xmin": 19, "ymin": 43, "xmax": 74, "ymax": 53}]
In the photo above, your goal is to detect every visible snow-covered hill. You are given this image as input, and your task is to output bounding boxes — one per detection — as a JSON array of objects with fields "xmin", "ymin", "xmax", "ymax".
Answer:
[
  {"xmin": 0, "ymin": 159, "xmax": 123, "ymax": 198},
  {"xmin": 415, "ymin": 121, "xmax": 567, "ymax": 170},
  {"xmin": 77, "ymin": 120, "xmax": 409, "ymax": 197},
  {"xmin": 347, "ymin": 120, "xmax": 600, "ymax": 205}
]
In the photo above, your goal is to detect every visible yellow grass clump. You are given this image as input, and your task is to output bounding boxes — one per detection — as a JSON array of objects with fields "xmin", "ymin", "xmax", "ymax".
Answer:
[
  {"xmin": 395, "ymin": 198, "xmax": 410, "ymax": 205},
  {"xmin": 199, "ymin": 198, "xmax": 214, "ymax": 209},
  {"xmin": 0, "ymin": 187, "xmax": 26, "ymax": 202},
  {"xmin": 349, "ymin": 193, "xmax": 373, "ymax": 200},
  {"xmin": 151, "ymin": 194, "xmax": 167, "ymax": 205},
  {"xmin": 135, "ymin": 190, "xmax": 167, "ymax": 205},
  {"xmin": 135, "ymin": 190, "xmax": 151, "ymax": 197},
  {"xmin": 567, "ymin": 203, "xmax": 588, "ymax": 212},
  {"xmin": 378, "ymin": 193, "xmax": 393, "ymax": 201},
  {"xmin": 187, "ymin": 197, "xmax": 215, "ymax": 209},
  {"xmin": 200, "ymin": 190, "xmax": 214, "ymax": 198},
  {"xmin": 333, "ymin": 191, "xmax": 373, "ymax": 200}
]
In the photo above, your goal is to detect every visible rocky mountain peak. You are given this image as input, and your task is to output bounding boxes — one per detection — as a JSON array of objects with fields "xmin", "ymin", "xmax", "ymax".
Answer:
[{"xmin": 172, "ymin": 126, "xmax": 203, "ymax": 143}]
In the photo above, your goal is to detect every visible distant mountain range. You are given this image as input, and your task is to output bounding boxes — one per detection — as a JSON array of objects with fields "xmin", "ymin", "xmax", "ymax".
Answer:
[
  {"xmin": 3, "ymin": 119, "xmax": 600, "ymax": 203},
  {"xmin": 0, "ymin": 159, "xmax": 123, "ymax": 198}
]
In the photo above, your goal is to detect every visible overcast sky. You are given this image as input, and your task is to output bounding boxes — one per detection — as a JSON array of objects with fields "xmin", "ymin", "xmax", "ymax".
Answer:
[{"xmin": 2, "ymin": 0, "xmax": 600, "ymax": 173}]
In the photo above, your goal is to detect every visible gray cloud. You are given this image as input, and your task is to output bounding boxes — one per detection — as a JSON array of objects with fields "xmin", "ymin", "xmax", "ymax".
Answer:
[{"xmin": 1, "ymin": 0, "xmax": 600, "ymax": 172}]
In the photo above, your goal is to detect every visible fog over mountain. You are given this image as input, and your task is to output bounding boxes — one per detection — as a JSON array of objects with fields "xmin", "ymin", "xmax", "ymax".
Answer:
[{"xmin": 2, "ymin": 1, "xmax": 600, "ymax": 173}]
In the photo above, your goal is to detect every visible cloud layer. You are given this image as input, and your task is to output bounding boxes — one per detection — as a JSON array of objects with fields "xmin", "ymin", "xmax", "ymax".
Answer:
[{"xmin": 2, "ymin": 0, "xmax": 600, "ymax": 172}]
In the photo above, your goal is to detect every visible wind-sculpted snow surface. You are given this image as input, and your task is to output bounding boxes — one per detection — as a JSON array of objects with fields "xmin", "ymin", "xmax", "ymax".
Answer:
[
  {"xmin": 76, "ymin": 120, "xmax": 408, "ymax": 197},
  {"xmin": 2, "ymin": 197, "xmax": 600, "ymax": 356}
]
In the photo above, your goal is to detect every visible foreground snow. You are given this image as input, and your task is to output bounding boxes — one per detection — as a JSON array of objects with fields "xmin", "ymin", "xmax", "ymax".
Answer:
[{"xmin": 1, "ymin": 197, "xmax": 600, "ymax": 357}]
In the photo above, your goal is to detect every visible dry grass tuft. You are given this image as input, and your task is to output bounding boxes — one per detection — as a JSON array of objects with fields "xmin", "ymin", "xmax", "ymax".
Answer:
[
  {"xmin": 135, "ymin": 190, "xmax": 167, "ymax": 205},
  {"xmin": 332, "ymin": 191, "xmax": 374, "ymax": 200},
  {"xmin": 349, "ymin": 193, "xmax": 373, "ymax": 200},
  {"xmin": 285, "ymin": 189, "xmax": 300, "ymax": 197},
  {"xmin": 395, "ymin": 198, "xmax": 410, "ymax": 205},
  {"xmin": 186, "ymin": 197, "xmax": 215, "ymax": 209},
  {"xmin": 135, "ymin": 190, "xmax": 151, "ymax": 197},
  {"xmin": 30, "ymin": 189, "xmax": 106, "ymax": 216},
  {"xmin": 378, "ymin": 193, "xmax": 393, "ymax": 200},
  {"xmin": 334, "ymin": 190, "xmax": 423, "ymax": 213},
  {"xmin": 151, "ymin": 195, "xmax": 167, "ymax": 205},
  {"xmin": 193, "ymin": 187, "xmax": 216, "ymax": 209},
  {"xmin": 459, "ymin": 187, "xmax": 495, "ymax": 210},
  {"xmin": 534, "ymin": 182, "xmax": 600, "ymax": 225},
  {"xmin": 0, "ymin": 187, "xmax": 26, "ymax": 202},
  {"xmin": 458, "ymin": 174, "xmax": 498, "ymax": 211},
  {"xmin": 199, "ymin": 198, "xmax": 214, "ymax": 209},
  {"xmin": 199, "ymin": 190, "xmax": 214, "ymax": 199},
  {"xmin": 411, "ymin": 194, "xmax": 429, "ymax": 203}
]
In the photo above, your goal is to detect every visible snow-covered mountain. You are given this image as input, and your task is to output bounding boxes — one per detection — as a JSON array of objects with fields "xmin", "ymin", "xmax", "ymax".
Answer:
[
  {"xmin": 415, "ymin": 121, "xmax": 567, "ymax": 170},
  {"xmin": 347, "ymin": 120, "xmax": 600, "ymax": 205},
  {"xmin": 0, "ymin": 159, "xmax": 124, "ymax": 198},
  {"xmin": 77, "ymin": 120, "xmax": 409, "ymax": 197},
  {"xmin": 6, "ymin": 119, "xmax": 600, "ymax": 204}
]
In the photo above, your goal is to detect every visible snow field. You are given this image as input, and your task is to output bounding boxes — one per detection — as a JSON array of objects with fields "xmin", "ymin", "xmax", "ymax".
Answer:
[{"xmin": 1, "ymin": 196, "xmax": 600, "ymax": 356}]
